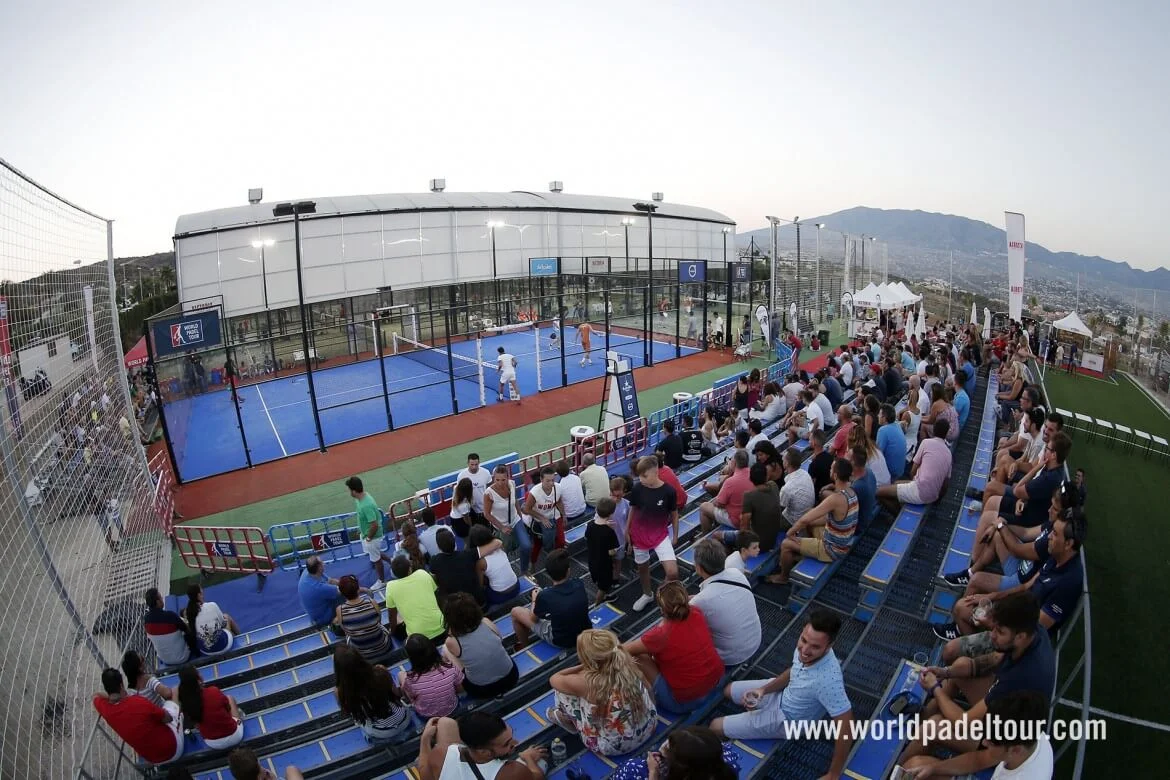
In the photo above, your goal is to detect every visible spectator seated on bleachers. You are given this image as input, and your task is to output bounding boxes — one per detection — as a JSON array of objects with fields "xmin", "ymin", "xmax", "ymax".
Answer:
[
  {"xmin": 443, "ymin": 593, "xmax": 519, "ymax": 699},
  {"xmin": 978, "ymin": 410, "xmax": 1059, "ymax": 506},
  {"xmin": 710, "ymin": 610, "xmax": 854, "ymax": 776},
  {"xmin": 468, "ymin": 525, "xmax": 518, "ymax": 606},
  {"xmin": 730, "ymin": 462, "xmax": 786, "ymax": 555},
  {"xmin": 430, "ymin": 527, "xmax": 487, "ymax": 608},
  {"xmin": 703, "ymin": 430, "xmax": 749, "ymax": 495},
  {"xmin": 944, "ymin": 432, "xmax": 1072, "ymax": 589},
  {"xmin": 93, "ymin": 667, "xmax": 184, "ymax": 765},
  {"xmin": 876, "ymin": 419, "xmax": 952, "ymax": 511},
  {"xmin": 297, "ymin": 556, "xmax": 346, "ymax": 628},
  {"xmin": 903, "ymin": 690, "xmax": 1054, "ymax": 779},
  {"xmin": 995, "ymin": 388, "xmax": 1041, "ymax": 468},
  {"xmin": 448, "ymin": 478, "xmax": 475, "ymax": 539},
  {"xmin": 750, "ymin": 381, "xmax": 787, "ymax": 425},
  {"xmin": 177, "ymin": 664, "xmax": 244, "ymax": 751},
  {"xmin": 848, "ymin": 446, "xmax": 879, "ymax": 529},
  {"xmin": 228, "ymin": 746, "xmax": 304, "ymax": 779},
  {"xmin": 556, "ymin": 459, "xmax": 590, "ymax": 523},
  {"xmin": 876, "ymin": 403, "xmax": 908, "ymax": 481},
  {"xmin": 786, "ymin": 389, "xmax": 825, "ymax": 446},
  {"xmin": 937, "ymin": 504, "xmax": 1085, "ymax": 651},
  {"xmin": 769, "ymin": 458, "xmax": 857, "ymax": 586},
  {"xmin": 700, "ymin": 449, "xmax": 751, "ymax": 534},
  {"xmin": 613, "ymin": 726, "xmax": 740, "ymax": 780},
  {"xmin": 828, "ymin": 404, "xmax": 855, "ymax": 459},
  {"xmin": 121, "ymin": 650, "xmax": 172, "ymax": 709},
  {"xmin": 386, "ymin": 556, "xmax": 448, "ymax": 645},
  {"xmin": 511, "ymin": 549, "xmax": 592, "ymax": 650},
  {"xmin": 690, "ymin": 538, "xmax": 761, "ymax": 666},
  {"xmin": 623, "ymin": 581, "xmax": 725, "ymax": 714},
  {"xmin": 398, "ymin": 633, "xmax": 465, "ymax": 719},
  {"xmin": 186, "ymin": 584, "xmax": 240, "ymax": 658},
  {"xmin": 656, "ymin": 418, "xmax": 685, "ymax": 470},
  {"xmin": 418, "ymin": 507, "xmax": 443, "ymax": 558},
  {"xmin": 723, "ymin": 530, "xmax": 760, "ymax": 571},
  {"xmin": 418, "ymin": 712, "xmax": 546, "ymax": 780},
  {"xmin": 954, "ymin": 369, "xmax": 972, "ymax": 429},
  {"xmin": 332, "ymin": 644, "xmax": 413, "ymax": 744},
  {"xmin": 547, "ymin": 628, "xmax": 658, "ymax": 756},
  {"xmin": 143, "ymin": 587, "xmax": 193, "ymax": 666},
  {"xmin": 334, "ymin": 574, "xmax": 393, "ymax": 663},
  {"xmin": 851, "ymin": 422, "xmax": 890, "ymax": 487},
  {"xmin": 579, "ymin": 453, "xmax": 612, "ymax": 508},
  {"xmin": 898, "ymin": 592, "xmax": 1055, "ymax": 775}
]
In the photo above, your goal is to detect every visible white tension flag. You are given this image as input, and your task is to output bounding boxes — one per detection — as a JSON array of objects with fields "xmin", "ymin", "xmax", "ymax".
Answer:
[{"xmin": 1005, "ymin": 211, "xmax": 1026, "ymax": 322}]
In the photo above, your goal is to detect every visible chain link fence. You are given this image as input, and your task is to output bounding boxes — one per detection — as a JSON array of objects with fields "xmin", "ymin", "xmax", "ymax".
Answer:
[{"xmin": 0, "ymin": 158, "xmax": 170, "ymax": 779}]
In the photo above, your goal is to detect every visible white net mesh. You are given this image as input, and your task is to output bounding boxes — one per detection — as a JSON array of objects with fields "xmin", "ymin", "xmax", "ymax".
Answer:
[{"xmin": 0, "ymin": 159, "xmax": 170, "ymax": 779}]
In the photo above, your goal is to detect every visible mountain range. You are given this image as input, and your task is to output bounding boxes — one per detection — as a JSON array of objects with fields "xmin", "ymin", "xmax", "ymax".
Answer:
[{"xmin": 737, "ymin": 207, "xmax": 1170, "ymax": 293}]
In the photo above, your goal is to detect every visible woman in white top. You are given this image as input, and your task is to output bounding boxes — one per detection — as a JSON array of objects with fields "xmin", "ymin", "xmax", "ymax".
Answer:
[
  {"xmin": 523, "ymin": 466, "xmax": 564, "ymax": 569},
  {"xmin": 121, "ymin": 650, "xmax": 173, "ymax": 708},
  {"xmin": 483, "ymin": 464, "xmax": 532, "ymax": 575},
  {"xmin": 469, "ymin": 525, "xmax": 519, "ymax": 605},
  {"xmin": 448, "ymin": 478, "xmax": 474, "ymax": 538},
  {"xmin": 900, "ymin": 387, "xmax": 922, "ymax": 454},
  {"xmin": 750, "ymin": 382, "xmax": 786, "ymax": 425},
  {"xmin": 849, "ymin": 426, "xmax": 890, "ymax": 486},
  {"xmin": 699, "ymin": 406, "xmax": 720, "ymax": 454},
  {"xmin": 185, "ymin": 584, "xmax": 239, "ymax": 656}
]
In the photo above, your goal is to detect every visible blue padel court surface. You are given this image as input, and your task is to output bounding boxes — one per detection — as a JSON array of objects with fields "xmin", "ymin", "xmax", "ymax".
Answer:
[{"xmin": 166, "ymin": 325, "xmax": 698, "ymax": 480}]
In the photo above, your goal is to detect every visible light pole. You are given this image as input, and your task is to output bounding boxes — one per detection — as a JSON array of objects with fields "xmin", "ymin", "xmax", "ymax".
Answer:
[
  {"xmin": 766, "ymin": 216, "xmax": 780, "ymax": 322},
  {"xmin": 487, "ymin": 220, "xmax": 504, "ymax": 322},
  {"xmin": 794, "ymin": 216, "xmax": 802, "ymax": 325},
  {"xmin": 251, "ymin": 238, "xmax": 274, "ymax": 310},
  {"xmin": 815, "ymin": 223, "xmax": 825, "ymax": 323},
  {"xmin": 273, "ymin": 200, "xmax": 325, "ymax": 452},
  {"xmin": 947, "ymin": 250, "xmax": 953, "ymax": 322},
  {"xmin": 621, "ymin": 217, "xmax": 635, "ymax": 271},
  {"xmin": 633, "ymin": 202, "xmax": 658, "ymax": 366}
]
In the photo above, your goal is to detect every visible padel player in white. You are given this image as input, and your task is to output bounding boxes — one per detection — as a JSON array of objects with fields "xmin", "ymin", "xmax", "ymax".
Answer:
[
  {"xmin": 575, "ymin": 322, "xmax": 596, "ymax": 367},
  {"xmin": 496, "ymin": 346, "xmax": 520, "ymax": 403}
]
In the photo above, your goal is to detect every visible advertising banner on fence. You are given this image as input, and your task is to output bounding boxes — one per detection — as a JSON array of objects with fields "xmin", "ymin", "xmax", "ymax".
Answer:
[
  {"xmin": 150, "ymin": 309, "xmax": 223, "ymax": 358},
  {"xmin": 1005, "ymin": 211, "xmax": 1026, "ymax": 322},
  {"xmin": 0, "ymin": 296, "xmax": 22, "ymax": 439}
]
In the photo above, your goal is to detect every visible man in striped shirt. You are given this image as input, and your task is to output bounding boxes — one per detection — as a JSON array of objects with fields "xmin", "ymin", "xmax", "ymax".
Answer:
[{"xmin": 770, "ymin": 458, "xmax": 858, "ymax": 586}]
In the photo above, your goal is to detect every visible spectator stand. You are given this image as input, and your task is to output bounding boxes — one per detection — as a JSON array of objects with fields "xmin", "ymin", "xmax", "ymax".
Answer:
[{"xmin": 172, "ymin": 524, "xmax": 274, "ymax": 591}]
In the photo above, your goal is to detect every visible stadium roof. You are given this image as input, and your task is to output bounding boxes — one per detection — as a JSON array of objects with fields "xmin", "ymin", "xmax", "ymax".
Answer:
[{"xmin": 175, "ymin": 191, "xmax": 734, "ymax": 238}]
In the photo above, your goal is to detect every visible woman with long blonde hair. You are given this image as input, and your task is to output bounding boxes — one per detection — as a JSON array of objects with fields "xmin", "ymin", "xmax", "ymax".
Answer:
[
  {"xmin": 847, "ymin": 423, "xmax": 890, "ymax": 486},
  {"xmin": 546, "ymin": 628, "xmax": 657, "ymax": 756}
]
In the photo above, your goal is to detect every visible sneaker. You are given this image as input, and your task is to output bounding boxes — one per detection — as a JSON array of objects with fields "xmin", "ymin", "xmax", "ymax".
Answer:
[
  {"xmin": 967, "ymin": 500, "xmax": 983, "ymax": 513},
  {"xmin": 580, "ymin": 359, "xmax": 586, "ymax": 367},
  {"xmin": 497, "ymin": 394, "xmax": 504, "ymax": 402},
  {"xmin": 932, "ymin": 622, "xmax": 962, "ymax": 642},
  {"xmin": 941, "ymin": 570, "xmax": 970, "ymax": 588},
  {"xmin": 632, "ymin": 593, "xmax": 655, "ymax": 612},
  {"xmin": 371, "ymin": 579, "xmax": 385, "ymax": 591},
  {"xmin": 965, "ymin": 487, "xmax": 983, "ymax": 500}
]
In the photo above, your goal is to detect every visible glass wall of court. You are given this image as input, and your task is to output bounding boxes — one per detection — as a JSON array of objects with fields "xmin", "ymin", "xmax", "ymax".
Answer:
[{"xmin": 152, "ymin": 257, "xmax": 816, "ymax": 483}]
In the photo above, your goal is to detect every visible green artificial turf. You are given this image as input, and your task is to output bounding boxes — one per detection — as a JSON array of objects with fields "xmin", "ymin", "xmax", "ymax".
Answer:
[{"xmin": 1036, "ymin": 368, "xmax": 1170, "ymax": 777}]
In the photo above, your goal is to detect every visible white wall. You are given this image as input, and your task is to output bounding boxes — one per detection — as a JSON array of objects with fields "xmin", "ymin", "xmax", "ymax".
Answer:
[
  {"xmin": 16, "ymin": 336, "xmax": 75, "ymax": 387},
  {"xmin": 177, "ymin": 210, "xmax": 735, "ymax": 318}
]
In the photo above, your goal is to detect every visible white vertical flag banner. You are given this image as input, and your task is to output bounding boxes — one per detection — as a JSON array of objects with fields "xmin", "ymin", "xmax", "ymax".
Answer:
[
  {"xmin": 754, "ymin": 304, "xmax": 771, "ymax": 347},
  {"xmin": 1005, "ymin": 211, "xmax": 1026, "ymax": 322}
]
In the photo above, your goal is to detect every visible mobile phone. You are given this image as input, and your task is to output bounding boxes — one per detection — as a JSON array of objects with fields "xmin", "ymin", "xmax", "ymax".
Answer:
[{"xmin": 890, "ymin": 766, "xmax": 909, "ymax": 780}]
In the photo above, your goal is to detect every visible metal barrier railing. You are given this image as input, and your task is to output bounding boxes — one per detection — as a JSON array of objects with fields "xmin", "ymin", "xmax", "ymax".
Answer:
[
  {"xmin": 173, "ymin": 525, "xmax": 275, "ymax": 575},
  {"xmin": 74, "ymin": 717, "xmax": 149, "ymax": 779},
  {"xmin": 267, "ymin": 509, "xmax": 389, "ymax": 571},
  {"xmin": 1030, "ymin": 358, "xmax": 1092, "ymax": 777}
]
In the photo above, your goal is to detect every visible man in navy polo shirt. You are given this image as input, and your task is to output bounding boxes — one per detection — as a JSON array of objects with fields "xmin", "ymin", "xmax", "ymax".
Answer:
[
  {"xmin": 935, "ymin": 505, "xmax": 1085, "ymax": 645},
  {"xmin": 898, "ymin": 592, "xmax": 1054, "ymax": 774}
]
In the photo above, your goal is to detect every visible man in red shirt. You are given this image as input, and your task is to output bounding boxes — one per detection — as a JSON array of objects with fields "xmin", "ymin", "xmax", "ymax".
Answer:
[
  {"xmin": 654, "ymin": 453, "xmax": 688, "ymax": 508},
  {"xmin": 93, "ymin": 668, "xmax": 183, "ymax": 765},
  {"xmin": 829, "ymin": 405, "xmax": 856, "ymax": 459},
  {"xmin": 699, "ymin": 449, "xmax": 752, "ymax": 533}
]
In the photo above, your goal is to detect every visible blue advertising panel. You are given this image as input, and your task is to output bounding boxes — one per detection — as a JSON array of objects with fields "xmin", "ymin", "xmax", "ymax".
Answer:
[
  {"xmin": 616, "ymin": 371, "xmax": 640, "ymax": 422},
  {"xmin": 529, "ymin": 257, "xmax": 560, "ymax": 277},
  {"xmin": 731, "ymin": 262, "xmax": 750, "ymax": 283},
  {"xmin": 151, "ymin": 309, "xmax": 223, "ymax": 358},
  {"xmin": 678, "ymin": 260, "xmax": 706, "ymax": 283}
]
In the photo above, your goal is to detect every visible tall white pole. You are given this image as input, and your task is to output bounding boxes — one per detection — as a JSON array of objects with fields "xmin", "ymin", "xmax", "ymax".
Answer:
[
  {"xmin": 815, "ymin": 227, "xmax": 821, "ymax": 324},
  {"xmin": 948, "ymin": 250, "xmax": 953, "ymax": 322},
  {"xmin": 770, "ymin": 221, "xmax": 778, "ymax": 320}
]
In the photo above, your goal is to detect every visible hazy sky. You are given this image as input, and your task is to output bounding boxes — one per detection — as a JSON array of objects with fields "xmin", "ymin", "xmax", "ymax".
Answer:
[{"xmin": 2, "ymin": 0, "xmax": 1167, "ymax": 270}]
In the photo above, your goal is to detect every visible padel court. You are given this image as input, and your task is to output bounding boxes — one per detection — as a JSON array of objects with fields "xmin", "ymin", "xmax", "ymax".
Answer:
[{"xmin": 164, "ymin": 323, "xmax": 699, "ymax": 481}]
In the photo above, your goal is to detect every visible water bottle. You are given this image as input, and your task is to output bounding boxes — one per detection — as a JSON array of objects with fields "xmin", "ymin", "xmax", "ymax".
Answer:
[{"xmin": 550, "ymin": 738, "xmax": 567, "ymax": 766}]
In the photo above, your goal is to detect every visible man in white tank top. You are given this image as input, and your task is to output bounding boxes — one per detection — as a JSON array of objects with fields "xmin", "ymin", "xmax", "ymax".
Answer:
[
  {"xmin": 419, "ymin": 712, "xmax": 546, "ymax": 780},
  {"xmin": 496, "ymin": 347, "xmax": 520, "ymax": 403}
]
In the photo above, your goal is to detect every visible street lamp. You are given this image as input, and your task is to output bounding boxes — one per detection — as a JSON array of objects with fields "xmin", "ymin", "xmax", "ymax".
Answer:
[
  {"xmin": 272, "ymin": 200, "xmax": 325, "ymax": 452},
  {"xmin": 251, "ymin": 238, "xmax": 274, "ymax": 309},
  {"xmin": 621, "ymin": 216, "xmax": 635, "ymax": 271},
  {"xmin": 632, "ymin": 203, "xmax": 658, "ymax": 366},
  {"xmin": 766, "ymin": 216, "xmax": 781, "ymax": 320},
  {"xmin": 815, "ymin": 223, "xmax": 825, "ymax": 322}
]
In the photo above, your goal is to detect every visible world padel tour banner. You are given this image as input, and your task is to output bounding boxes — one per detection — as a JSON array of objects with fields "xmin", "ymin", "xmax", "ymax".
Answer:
[
  {"xmin": 151, "ymin": 309, "xmax": 223, "ymax": 358},
  {"xmin": 1005, "ymin": 211, "xmax": 1026, "ymax": 322}
]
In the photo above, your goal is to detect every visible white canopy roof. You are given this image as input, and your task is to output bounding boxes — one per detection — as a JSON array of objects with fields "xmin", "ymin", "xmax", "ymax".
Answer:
[
  {"xmin": 844, "ymin": 282, "xmax": 882, "ymax": 308},
  {"xmin": 1052, "ymin": 311, "xmax": 1093, "ymax": 338},
  {"xmin": 892, "ymin": 281, "xmax": 922, "ymax": 304}
]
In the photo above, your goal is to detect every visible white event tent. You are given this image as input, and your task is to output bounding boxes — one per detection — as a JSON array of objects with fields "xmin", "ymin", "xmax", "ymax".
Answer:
[{"xmin": 1052, "ymin": 311, "xmax": 1093, "ymax": 338}]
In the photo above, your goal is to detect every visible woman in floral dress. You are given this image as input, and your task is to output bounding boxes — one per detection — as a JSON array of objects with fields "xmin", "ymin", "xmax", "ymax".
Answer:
[{"xmin": 547, "ymin": 629, "xmax": 657, "ymax": 756}]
